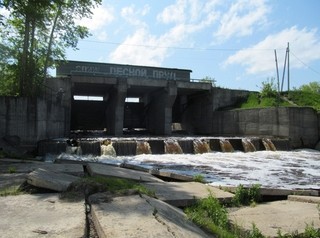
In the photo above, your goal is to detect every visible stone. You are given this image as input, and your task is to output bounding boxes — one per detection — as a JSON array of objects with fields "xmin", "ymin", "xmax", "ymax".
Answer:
[
  {"xmin": 27, "ymin": 168, "xmax": 79, "ymax": 192},
  {"xmin": 91, "ymin": 194, "xmax": 210, "ymax": 238}
]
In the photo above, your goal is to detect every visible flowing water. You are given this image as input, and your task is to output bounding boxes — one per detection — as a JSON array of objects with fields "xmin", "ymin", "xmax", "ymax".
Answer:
[{"xmin": 55, "ymin": 147, "xmax": 320, "ymax": 190}]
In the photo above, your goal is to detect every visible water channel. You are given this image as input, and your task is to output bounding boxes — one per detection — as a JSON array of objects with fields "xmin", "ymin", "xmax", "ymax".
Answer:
[{"xmin": 43, "ymin": 136, "xmax": 320, "ymax": 190}]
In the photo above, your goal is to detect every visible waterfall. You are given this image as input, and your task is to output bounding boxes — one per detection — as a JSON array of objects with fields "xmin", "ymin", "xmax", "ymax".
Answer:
[
  {"xmin": 164, "ymin": 139, "xmax": 183, "ymax": 154},
  {"xmin": 66, "ymin": 139, "xmax": 82, "ymax": 155},
  {"xmin": 101, "ymin": 139, "xmax": 116, "ymax": 156},
  {"xmin": 193, "ymin": 139, "xmax": 211, "ymax": 154},
  {"xmin": 241, "ymin": 138, "xmax": 256, "ymax": 152},
  {"xmin": 66, "ymin": 146, "xmax": 82, "ymax": 155},
  {"xmin": 136, "ymin": 141, "xmax": 152, "ymax": 155},
  {"xmin": 262, "ymin": 138, "xmax": 277, "ymax": 151},
  {"xmin": 219, "ymin": 139, "xmax": 234, "ymax": 152}
]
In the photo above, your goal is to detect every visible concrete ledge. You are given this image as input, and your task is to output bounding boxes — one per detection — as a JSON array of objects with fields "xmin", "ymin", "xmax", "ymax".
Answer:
[
  {"xmin": 0, "ymin": 163, "xmax": 84, "ymax": 176},
  {"xmin": 91, "ymin": 194, "xmax": 210, "ymax": 238},
  {"xmin": 215, "ymin": 186, "xmax": 319, "ymax": 197},
  {"xmin": 0, "ymin": 194, "xmax": 85, "ymax": 238},
  {"xmin": 288, "ymin": 195, "xmax": 320, "ymax": 204},
  {"xmin": 87, "ymin": 163, "xmax": 164, "ymax": 183},
  {"xmin": 144, "ymin": 182, "xmax": 234, "ymax": 207},
  {"xmin": 149, "ymin": 169, "xmax": 194, "ymax": 182}
]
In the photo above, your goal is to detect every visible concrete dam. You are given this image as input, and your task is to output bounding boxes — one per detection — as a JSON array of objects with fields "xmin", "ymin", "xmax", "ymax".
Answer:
[
  {"xmin": 1, "ymin": 60, "xmax": 319, "ymax": 150},
  {"xmin": 53, "ymin": 60, "xmax": 214, "ymax": 136}
]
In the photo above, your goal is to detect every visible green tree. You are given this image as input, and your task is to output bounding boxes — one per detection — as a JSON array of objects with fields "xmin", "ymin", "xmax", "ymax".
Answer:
[
  {"xmin": 201, "ymin": 76, "xmax": 217, "ymax": 87},
  {"xmin": 299, "ymin": 81, "xmax": 320, "ymax": 93},
  {"xmin": 260, "ymin": 77, "xmax": 278, "ymax": 98},
  {"xmin": 0, "ymin": 0, "xmax": 101, "ymax": 96}
]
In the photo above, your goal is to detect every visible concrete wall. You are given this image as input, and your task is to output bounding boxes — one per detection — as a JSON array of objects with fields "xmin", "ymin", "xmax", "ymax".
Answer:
[
  {"xmin": 211, "ymin": 87, "xmax": 250, "ymax": 111},
  {"xmin": 211, "ymin": 107, "xmax": 319, "ymax": 148},
  {"xmin": 0, "ymin": 97, "xmax": 69, "ymax": 145}
]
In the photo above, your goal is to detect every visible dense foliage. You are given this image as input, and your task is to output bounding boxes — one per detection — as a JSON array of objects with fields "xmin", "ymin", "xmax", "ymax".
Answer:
[
  {"xmin": 0, "ymin": 0, "xmax": 101, "ymax": 96},
  {"xmin": 240, "ymin": 81, "xmax": 320, "ymax": 111}
]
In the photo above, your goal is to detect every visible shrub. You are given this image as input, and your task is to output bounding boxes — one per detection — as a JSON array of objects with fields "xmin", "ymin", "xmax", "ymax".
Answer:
[{"xmin": 232, "ymin": 184, "xmax": 261, "ymax": 206}]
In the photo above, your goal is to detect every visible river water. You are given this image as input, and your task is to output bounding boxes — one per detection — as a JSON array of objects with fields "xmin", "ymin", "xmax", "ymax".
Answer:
[{"xmin": 55, "ymin": 148, "xmax": 320, "ymax": 190}]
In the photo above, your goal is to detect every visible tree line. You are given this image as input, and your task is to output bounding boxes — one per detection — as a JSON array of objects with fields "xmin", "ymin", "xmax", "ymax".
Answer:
[{"xmin": 0, "ymin": 0, "xmax": 101, "ymax": 96}]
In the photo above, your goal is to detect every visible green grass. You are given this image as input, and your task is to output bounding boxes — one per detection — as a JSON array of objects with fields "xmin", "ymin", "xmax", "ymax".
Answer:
[
  {"xmin": 288, "ymin": 91, "xmax": 320, "ymax": 111},
  {"xmin": 61, "ymin": 176, "xmax": 155, "ymax": 201},
  {"xmin": 239, "ymin": 90, "xmax": 320, "ymax": 111},
  {"xmin": 185, "ymin": 190, "xmax": 320, "ymax": 238},
  {"xmin": 232, "ymin": 184, "xmax": 262, "ymax": 207},
  {"xmin": 0, "ymin": 186, "xmax": 24, "ymax": 196},
  {"xmin": 185, "ymin": 192, "xmax": 235, "ymax": 237},
  {"xmin": 193, "ymin": 174, "xmax": 205, "ymax": 183},
  {"xmin": 240, "ymin": 92, "xmax": 291, "ymax": 109}
]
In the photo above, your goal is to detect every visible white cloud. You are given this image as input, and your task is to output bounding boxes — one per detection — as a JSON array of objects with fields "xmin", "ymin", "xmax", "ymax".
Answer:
[
  {"xmin": 121, "ymin": 4, "xmax": 150, "ymax": 27},
  {"xmin": 157, "ymin": 0, "xmax": 187, "ymax": 24},
  {"xmin": 109, "ymin": 0, "xmax": 220, "ymax": 66},
  {"xmin": 76, "ymin": 5, "xmax": 114, "ymax": 40},
  {"xmin": 109, "ymin": 28, "xmax": 169, "ymax": 66},
  {"xmin": 223, "ymin": 27, "xmax": 320, "ymax": 75},
  {"xmin": 214, "ymin": 0, "xmax": 270, "ymax": 43}
]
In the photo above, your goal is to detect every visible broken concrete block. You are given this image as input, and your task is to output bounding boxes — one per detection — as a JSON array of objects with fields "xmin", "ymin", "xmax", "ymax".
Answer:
[{"xmin": 27, "ymin": 168, "xmax": 79, "ymax": 192}]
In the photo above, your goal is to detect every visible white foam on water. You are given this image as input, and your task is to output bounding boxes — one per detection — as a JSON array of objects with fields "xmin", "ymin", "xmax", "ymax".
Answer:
[{"xmin": 56, "ymin": 149, "xmax": 320, "ymax": 189}]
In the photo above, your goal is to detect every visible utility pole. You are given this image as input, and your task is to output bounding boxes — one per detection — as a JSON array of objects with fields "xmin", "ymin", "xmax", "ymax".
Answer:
[
  {"xmin": 287, "ymin": 42, "xmax": 290, "ymax": 93},
  {"xmin": 274, "ymin": 49, "xmax": 280, "ymax": 93}
]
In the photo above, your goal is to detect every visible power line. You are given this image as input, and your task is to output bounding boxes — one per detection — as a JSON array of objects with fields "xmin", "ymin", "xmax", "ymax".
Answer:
[
  {"xmin": 79, "ymin": 39, "xmax": 281, "ymax": 52},
  {"xmin": 291, "ymin": 50, "xmax": 320, "ymax": 76}
]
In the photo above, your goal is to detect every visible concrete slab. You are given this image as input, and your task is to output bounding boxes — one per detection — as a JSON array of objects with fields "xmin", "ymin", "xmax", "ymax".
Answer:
[
  {"xmin": 0, "ymin": 162, "xmax": 84, "ymax": 175},
  {"xmin": 0, "ymin": 173, "xmax": 26, "ymax": 189},
  {"xmin": 91, "ymin": 194, "xmax": 210, "ymax": 238},
  {"xmin": 228, "ymin": 200, "xmax": 320, "ymax": 237},
  {"xmin": 87, "ymin": 163, "xmax": 164, "ymax": 183},
  {"xmin": 288, "ymin": 195, "xmax": 320, "ymax": 204},
  {"xmin": 149, "ymin": 169, "xmax": 194, "ymax": 182},
  {"xmin": 216, "ymin": 186, "xmax": 319, "ymax": 197},
  {"xmin": 27, "ymin": 168, "xmax": 80, "ymax": 192},
  {"xmin": 144, "ymin": 182, "xmax": 234, "ymax": 207},
  {"xmin": 0, "ymin": 193, "xmax": 85, "ymax": 238}
]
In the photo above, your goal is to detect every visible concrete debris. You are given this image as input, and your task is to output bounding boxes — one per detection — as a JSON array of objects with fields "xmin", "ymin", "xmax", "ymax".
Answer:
[
  {"xmin": 144, "ymin": 182, "xmax": 234, "ymax": 207},
  {"xmin": 87, "ymin": 162, "xmax": 164, "ymax": 183},
  {"xmin": 27, "ymin": 168, "xmax": 79, "ymax": 192},
  {"xmin": 91, "ymin": 194, "xmax": 210, "ymax": 238}
]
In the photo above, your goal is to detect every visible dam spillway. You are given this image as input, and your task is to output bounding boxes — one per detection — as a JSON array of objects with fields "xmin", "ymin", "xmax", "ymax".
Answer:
[{"xmin": 37, "ymin": 136, "xmax": 291, "ymax": 157}]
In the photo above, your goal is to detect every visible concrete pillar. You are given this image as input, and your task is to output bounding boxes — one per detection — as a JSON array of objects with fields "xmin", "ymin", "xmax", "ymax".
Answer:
[
  {"xmin": 106, "ymin": 78, "xmax": 127, "ymax": 135},
  {"xmin": 147, "ymin": 81, "xmax": 177, "ymax": 135},
  {"xmin": 182, "ymin": 91, "xmax": 213, "ymax": 135}
]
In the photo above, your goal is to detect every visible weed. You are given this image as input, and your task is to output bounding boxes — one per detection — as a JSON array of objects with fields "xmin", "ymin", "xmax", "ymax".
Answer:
[
  {"xmin": 61, "ymin": 176, "xmax": 155, "ymax": 201},
  {"xmin": 0, "ymin": 186, "xmax": 24, "ymax": 196},
  {"xmin": 232, "ymin": 184, "xmax": 261, "ymax": 207},
  {"xmin": 185, "ymin": 193, "xmax": 235, "ymax": 237},
  {"xmin": 8, "ymin": 166, "xmax": 17, "ymax": 173},
  {"xmin": 193, "ymin": 174, "xmax": 205, "ymax": 183},
  {"xmin": 247, "ymin": 224, "xmax": 264, "ymax": 238}
]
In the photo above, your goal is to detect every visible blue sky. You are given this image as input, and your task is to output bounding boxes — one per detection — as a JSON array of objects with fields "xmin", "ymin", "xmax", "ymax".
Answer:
[{"xmin": 67, "ymin": 0, "xmax": 320, "ymax": 91}]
